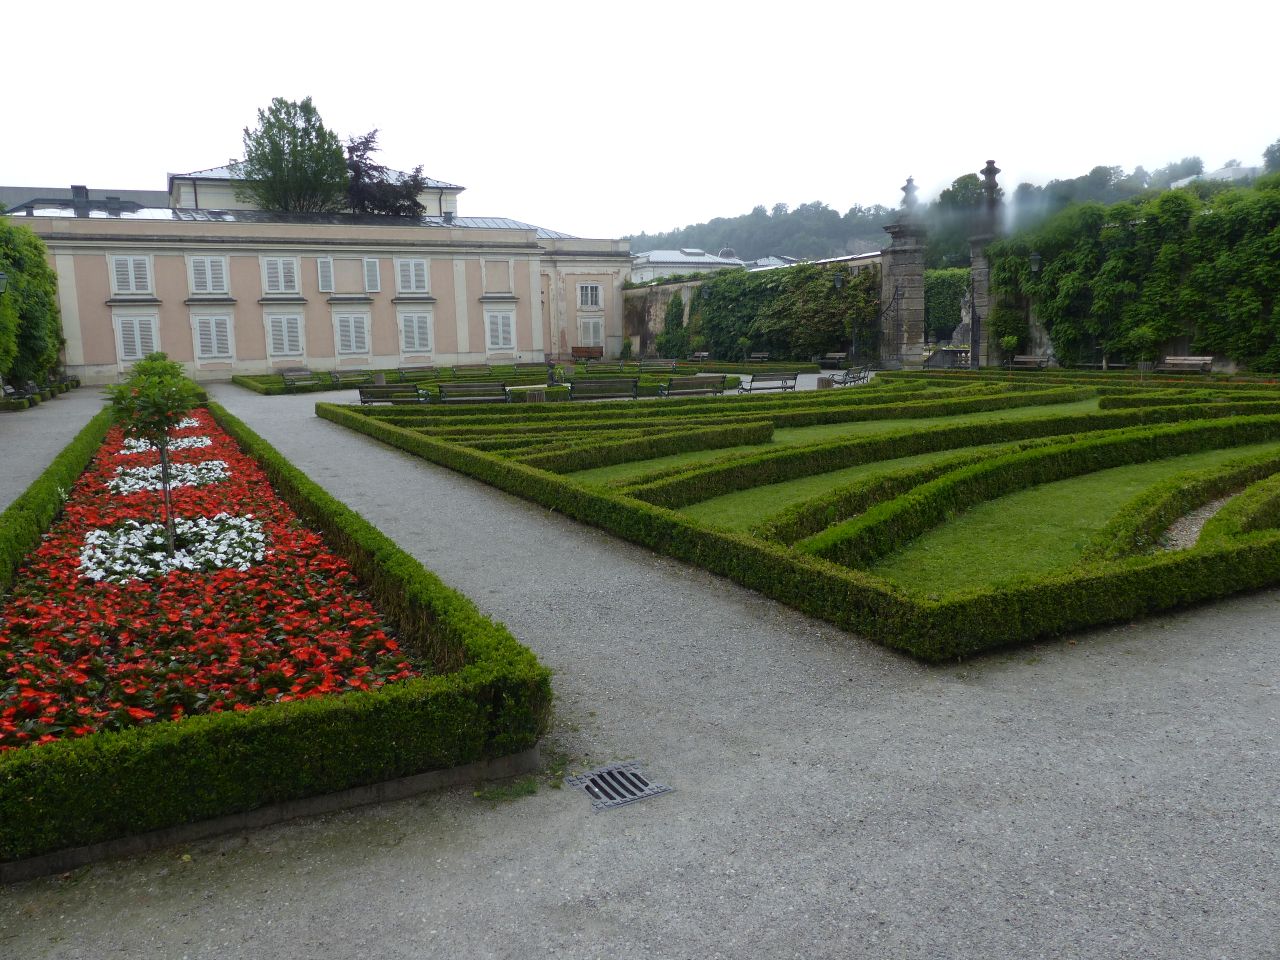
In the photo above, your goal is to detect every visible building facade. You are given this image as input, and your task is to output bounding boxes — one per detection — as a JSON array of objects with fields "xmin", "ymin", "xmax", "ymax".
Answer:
[{"xmin": 3, "ymin": 167, "xmax": 630, "ymax": 383}]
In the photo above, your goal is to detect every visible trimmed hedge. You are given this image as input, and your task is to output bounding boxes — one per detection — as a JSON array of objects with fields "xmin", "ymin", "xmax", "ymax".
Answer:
[
  {"xmin": 1200, "ymin": 472, "xmax": 1280, "ymax": 545},
  {"xmin": 0, "ymin": 404, "xmax": 551, "ymax": 863},
  {"xmin": 513, "ymin": 421, "xmax": 774, "ymax": 473},
  {"xmin": 798, "ymin": 416, "xmax": 1280, "ymax": 568},
  {"xmin": 318, "ymin": 402, "xmax": 1280, "ymax": 663}
]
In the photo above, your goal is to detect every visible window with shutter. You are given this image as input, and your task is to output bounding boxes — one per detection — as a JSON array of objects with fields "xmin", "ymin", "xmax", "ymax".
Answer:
[
  {"xmin": 396, "ymin": 258, "xmax": 429, "ymax": 293},
  {"xmin": 131, "ymin": 258, "xmax": 150, "ymax": 293},
  {"xmin": 189, "ymin": 257, "xmax": 228, "ymax": 295},
  {"xmin": 335, "ymin": 314, "xmax": 369, "ymax": 355},
  {"xmin": 578, "ymin": 284, "xmax": 602, "ymax": 309},
  {"xmin": 194, "ymin": 316, "xmax": 232, "ymax": 359},
  {"xmin": 364, "ymin": 259, "xmax": 381, "ymax": 292},
  {"xmin": 266, "ymin": 314, "xmax": 303, "ymax": 356},
  {"xmin": 317, "ymin": 258, "xmax": 334, "ymax": 292},
  {"xmin": 263, "ymin": 257, "xmax": 299, "ymax": 294},
  {"xmin": 116, "ymin": 314, "xmax": 159, "ymax": 361},
  {"xmin": 399, "ymin": 311, "xmax": 432, "ymax": 353},
  {"xmin": 111, "ymin": 256, "xmax": 152, "ymax": 295},
  {"xmin": 580, "ymin": 318, "xmax": 604, "ymax": 347},
  {"xmin": 486, "ymin": 311, "xmax": 514, "ymax": 350}
]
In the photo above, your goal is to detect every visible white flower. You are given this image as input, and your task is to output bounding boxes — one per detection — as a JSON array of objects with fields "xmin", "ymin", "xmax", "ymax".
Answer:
[
  {"xmin": 79, "ymin": 514, "xmax": 268, "ymax": 583},
  {"xmin": 107, "ymin": 459, "xmax": 230, "ymax": 494},
  {"xmin": 119, "ymin": 435, "xmax": 213, "ymax": 455}
]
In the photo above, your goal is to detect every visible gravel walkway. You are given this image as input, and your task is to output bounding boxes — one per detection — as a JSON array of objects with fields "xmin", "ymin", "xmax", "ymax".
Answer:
[
  {"xmin": 3, "ymin": 383, "xmax": 1277, "ymax": 960},
  {"xmin": 1162, "ymin": 495, "xmax": 1236, "ymax": 550},
  {"xmin": 0, "ymin": 388, "xmax": 107, "ymax": 512}
]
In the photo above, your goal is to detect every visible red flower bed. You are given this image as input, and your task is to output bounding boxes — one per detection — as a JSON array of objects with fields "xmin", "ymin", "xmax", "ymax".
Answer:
[{"xmin": 1, "ymin": 410, "xmax": 418, "ymax": 751}]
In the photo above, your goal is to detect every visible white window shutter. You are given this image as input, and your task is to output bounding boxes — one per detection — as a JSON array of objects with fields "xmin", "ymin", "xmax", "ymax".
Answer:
[
  {"xmin": 398, "ymin": 260, "xmax": 413, "ymax": 292},
  {"xmin": 285, "ymin": 317, "xmax": 301, "ymax": 355},
  {"xmin": 364, "ymin": 259, "xmax": 380, "ymax": 292},
  {"xmin": 137, "ymin": 318, "xmax": 157, "ymax": 356},
  {"xmin": 131, "ymin": 258, "xmax": 150, "ymax": 293},
  {"xmin": 281, "ymin": 258, "xmax": 297, "ymax": 292},
  {"xmin": 317, "ymin": 258, "xmax": 333, "ymax": 292},
  {"xmin": 269, "ymin": 316, "xmax": 285, "ymax": 355},
  {"xmin": 338, "ymin": 315, "xmax": 353, "ymax": 354},
  {"xmin": 353, "ymin": 316, "xmax": 368, "ymax": 353},
  {"xmin": 113, "ymin": 257, "xmax": 132, "ymax": 293},
  {"xmin": 192, "ymin": 258, "xmax": 209, "ymax": 293},
  {"xmin": 502, "ymin": 313, "xmax": 513, "ymax": 348},
  {"xmin": 208, "ymin": 258, "xmax": 226, "ymax": 293},
  {"xmin": 402, "ymin": 318, "xmax": 414, "ymax": 352},
  {"xmin": 265, "ymin": 259, "xmax": 281, "ymax": 293},
  {"xmin": 196, "ymin": 318, "xmax": 214, "ymax": 357},
  {"xmin": 416, "ymin": 315, "xmax": 431, "ymax": 350},
  {"xmin": 414, "ymin": 261, "xmax": 427, "ymax": 291},
  {"xmin": 119, "ymin": 317, "xmax": 139, "ymax": 359},
  {"xmin": 213, "ymin": 317, "xmax": 230, "ymax": 358}
]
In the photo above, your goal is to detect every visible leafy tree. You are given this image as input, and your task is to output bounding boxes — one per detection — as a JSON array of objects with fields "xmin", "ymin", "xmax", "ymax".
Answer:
[
  {"xmin": 234, "ymin": 97, "xmax": 347, "ymax": 213},
  {"xmin": 345, "ymin": 130, "xmax": 428, "ymax": 217},
  {"xmin": 105, "ymin": 355, "xmax": 203, "ymax": 556},
  {"xmin": 655, "ymin": 292, "xmax": 688, "ymax": 359},
  {"xmin": 924, "ymin": 172, "xmax": 994, "ymax": 268},
  {"xmin": 1264, "ymin": 139, "xmax": 1280, "ymax": 173},
  {"xmin": 923, "ymin": 268, "xmax": 970, "ymax": 339},
  {"xmin": 0, "ymin": 221, "xmax": 61, "ymax": 383}
]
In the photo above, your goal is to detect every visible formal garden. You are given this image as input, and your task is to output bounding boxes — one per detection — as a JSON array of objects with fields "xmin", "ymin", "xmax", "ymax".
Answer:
[
  {"xmin": 0, "ymin": 356, "xmax": 550, "ymax": 871},
  {"xmin": 320, "ymin": 368, "xmax": 1280, "ymax": 662}
]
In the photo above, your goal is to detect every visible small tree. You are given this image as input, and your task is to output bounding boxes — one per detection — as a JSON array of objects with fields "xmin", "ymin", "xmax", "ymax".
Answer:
[
  {"xmin": 655, "ymin": 292, "xmax": 689, "ymax": 359},
  {"xmin": 999, "ymin": 334, "xmax": 1020, "ymax": 371},
  {"xmin": 106, "ymin": 354, "xmax": 202, "ymax": 557},
  {"xmin": 235, "ymin": 97, "xmax": 348, "ymax": 213}
]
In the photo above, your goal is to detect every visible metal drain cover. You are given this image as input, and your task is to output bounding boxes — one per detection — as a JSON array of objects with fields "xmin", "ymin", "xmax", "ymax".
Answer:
[{"xmin": 566, "ymin": 761, "xmax": 672, "ymax": 810}]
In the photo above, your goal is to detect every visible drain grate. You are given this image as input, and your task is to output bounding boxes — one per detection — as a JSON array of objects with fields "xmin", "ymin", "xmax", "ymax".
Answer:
[{"xmin": 566, "ymin": 761, "xmax": 672, "ymax": 810}]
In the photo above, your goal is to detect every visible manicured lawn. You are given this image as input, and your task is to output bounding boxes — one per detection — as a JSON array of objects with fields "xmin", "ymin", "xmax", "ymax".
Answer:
[
  {"xmin": 870, "ymin": 440, "xmax": 1280, "ymax": 594},
  {"xmin": 567, "ymin": 398, "xmax": 1101, "ymax": 487}
]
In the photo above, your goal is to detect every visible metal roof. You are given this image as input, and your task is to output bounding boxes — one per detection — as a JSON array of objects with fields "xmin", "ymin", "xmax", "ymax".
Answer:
[
  {"xmin": 168, "ymin": 163, "xmax": 465, "ymax": 192},
  {"xmin": 633, "ymin": 249, "xmax": 744, "ymax": 266},
  {"xmin": 0, "ymin": 185, "xmax": 168, "ymax": 210}
]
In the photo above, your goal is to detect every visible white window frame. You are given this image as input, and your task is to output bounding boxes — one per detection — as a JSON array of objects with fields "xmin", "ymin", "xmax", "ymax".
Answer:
[
  {"xmin": 264, "ymin": 312, "xmax": 305, "ymax": 358},
  {"xmin": 363, "ymin": 258, "xmax": 381, "ymax": 293},
  {"xmin": 485, "ymin": 309, "xmax": 515, "ymax": 353},
  {"xmin": 113, "ymin": 311, "xmax": 160, "ymax": 364},
  {"xmin": 186, "ymin": 255, "xmax": 229, "ymax": 296},
  {"xmin": 190, "ymin": 313, "xmax": 234, "ymax": 361},
  {"xmin": 579, "ymin": 316, "xmax": 604, "ymax": 348},
  {"xmin": 577, "ymin": 283, "xmax": 602, "ymax": 310},
  {"xmin": 395, "ymin": 258, "xmax": 430, "ymax": 294},
  {"xmin": 398, "ymin": 309, "xmax": 434, "ymax": 357},
  {"xmin": 109, "ymin": 255, "xmax": 153, "ymax": 296},
  {"xmin": 316, "ymin": 257, "xmax": 334, "ymax": 293},
  {"xmin": 333, "ymin": 311, "xmax": 371, "ymax": 357},
  {"xmin": 261, "ymin": 256, "xmax": 300, "ymax": 295}
]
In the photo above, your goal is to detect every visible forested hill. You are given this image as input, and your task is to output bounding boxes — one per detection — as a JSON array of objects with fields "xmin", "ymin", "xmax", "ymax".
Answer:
[{"xmin": 625, "ymin": 202, "xmax": 895, "ymax": 261}]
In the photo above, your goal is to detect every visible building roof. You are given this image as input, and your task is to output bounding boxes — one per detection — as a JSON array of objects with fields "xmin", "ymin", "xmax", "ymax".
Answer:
[
  {"xmin": 168, "ymin": 164, "xmax": 465, "ymax": 192},
  {"xmin": 633, "ymin": 248, "xmax": 744, "ymax": 267},
  {"xmin": 1170, "ymin": 165, "xmax": 1263, "ymax": 189},
  {"xmin": 5, "ymin": 202, "xmax": 578, "ymax": 238},
  {"xmin": 0, "ymin": 185, "xmax": 168, "ymax": 210}
]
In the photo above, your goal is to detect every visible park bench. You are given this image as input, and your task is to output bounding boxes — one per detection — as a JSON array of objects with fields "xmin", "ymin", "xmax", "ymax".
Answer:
[
  {"xmin": 661, "ymin": 374, "xmax": 727, "ymax": 397},
  {"xmin": 572, "ymin": 345, "xmax": 604, "ymax": 360},
  {"xmin": 438, "ymin": 381, "xmax": 510, "ymax": 403},
  {"xmin": 748, "ymin": 352, "xmax": 770, "ymax": 363},
  {"xmin": 569, "ymin": 378, "xmax": 638, "ymax": 401},
  {"xmin": 830, "ymin": 365, "xmax": 871, "ymax": 387},
  {"xmin": 816, "ymin": 352, "xmax": 848, "ymax": 369},
  {"xmin": 738, "ymin": 372, "xmax": 797, "ymax": 393},
  {"xmin": 1155, "ymin": 355, "xmax": 1213, "ymax": 374},
  {"xmin": 1, "ymin": 377, "xmax": 37, "ymax": 402},
  {"xmin": 637, "ymin": 359, "xmax": 677, "ymax": 373},
  {"xmin": 397, "ymin": 365, "xmax": 442, "ymax": 382},
  {"xmin": 329, "ymin": 370, "xmax": 374, "ymax": 387},
  {"xmin": 1009, "ymin": 355, "xmax": 1048, "ymax": 370},
  {"xmin": 452, "ymin": 363, "xmax": 492, "ymax": 378},
  {"xmin": 512, "ymin": 362, "xmax": 550, "ymax": 376},
  {"xmin": 688, "ymin": 351, "xmax": 711, "ymax": 363},
  {"xmin": 279, "ymin": 367, "xmax": 319, "ymax": 392},
  {"xmin": 587, "ymin": 358, "xmax": 623, "ymax": 373},
  {"xmin": 358, "ymin": 384, "xmax": 428, "ymax": 405}
]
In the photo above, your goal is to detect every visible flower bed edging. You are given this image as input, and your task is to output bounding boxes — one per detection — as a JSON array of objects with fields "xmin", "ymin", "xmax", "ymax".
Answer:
[{"xmin": 0, "ymin": 404, "xmax": 551, "ymax": 865}]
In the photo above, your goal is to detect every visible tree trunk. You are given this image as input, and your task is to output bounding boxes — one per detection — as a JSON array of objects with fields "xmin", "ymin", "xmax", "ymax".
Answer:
[{"xmin": 158, "ymin": 441, "xmax": 176, "ymax": 556}]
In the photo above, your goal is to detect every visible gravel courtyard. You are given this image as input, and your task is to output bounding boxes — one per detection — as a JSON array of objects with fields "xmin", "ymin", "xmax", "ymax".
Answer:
[{"xmin": 2, "ymin": 385, "xmax": 1276, "ymax": 960}]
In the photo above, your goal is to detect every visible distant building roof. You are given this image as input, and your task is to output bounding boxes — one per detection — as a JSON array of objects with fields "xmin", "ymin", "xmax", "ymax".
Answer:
[
  {"xmin": 633, "ymin": 248, "xmax": 744, "ymax": 267},
  {"xmin": 0, "ymin": 184, "xmax": 168, "ymax": 212},
  {"xmin": 168, "ymin": 163, "xmax": 465, "ymax": 192},
  {"xmin": 1170, "ymin": 165, "xmax": 1263, "ymax": 189}
]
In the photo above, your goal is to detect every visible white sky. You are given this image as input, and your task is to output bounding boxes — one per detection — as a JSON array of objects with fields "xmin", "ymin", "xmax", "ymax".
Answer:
[{"xmin": 5, "ymin": 1, "xmax": 1276, "ymax": 240}]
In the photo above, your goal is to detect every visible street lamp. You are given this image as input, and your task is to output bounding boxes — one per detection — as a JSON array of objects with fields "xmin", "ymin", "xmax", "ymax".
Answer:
[{"xmin": 1029, "ymin": 251, "xmax": 1042, "ymax": 276}]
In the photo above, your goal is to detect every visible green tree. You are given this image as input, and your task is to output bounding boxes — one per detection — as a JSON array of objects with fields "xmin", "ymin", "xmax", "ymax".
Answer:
[
  {"xmin": 345, "ymin": 129, "xmax": 429, "ymax": 217},
  {"xmin": 655, "ymin": 292, "xmax": 689, "ymax": 359},
  {"xmin": 0, "ymin": 221, "xmax": 62, "ymax": 383},
  {"xmin": 1264, "ymin": 139, "xmax": 1280, "ymax": 173},
  {"xmin": 234, "ymin": 97, "xmax": 347, "ymax": 213},
  {"xmin": 105, "ymin": 354, "xmax": 203, "ymax": 556},
  {"xmin": 923, "ymin": 268, "xmax": 970, "ymax": 339}
]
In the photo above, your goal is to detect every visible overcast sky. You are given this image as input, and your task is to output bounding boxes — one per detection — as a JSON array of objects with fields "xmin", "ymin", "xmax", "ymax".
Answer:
[{"xmin": 6, "ymin": 1, "xmax": 1276, "ymax": 239}]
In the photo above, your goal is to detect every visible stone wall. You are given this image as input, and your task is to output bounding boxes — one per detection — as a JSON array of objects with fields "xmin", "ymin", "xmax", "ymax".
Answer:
[{"xmin": 622, "ymin": 280, "xmax": 704, "ymax": 357}]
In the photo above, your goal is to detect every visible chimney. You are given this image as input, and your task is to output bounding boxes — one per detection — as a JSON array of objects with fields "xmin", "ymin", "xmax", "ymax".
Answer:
[
  {"xmin": 443, "ymin": 210, "xmax": 454, "ymax": 224},
  {"xmin": 71, "ymin": 185, "xmax": 89, "ymax": 202},
  {"xmin": 105, "ymin": 196, "xmax": 122, "ymax": 216}
]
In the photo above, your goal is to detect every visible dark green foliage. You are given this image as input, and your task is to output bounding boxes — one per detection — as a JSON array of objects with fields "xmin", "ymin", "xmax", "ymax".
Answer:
[
  {"xmin": 513, "ymin": 421, "xmax": 773, "ymax": 473},
  {"xmin": 990, "ymin": 176, "xmax": 1280, "ymax": 370},
  {"xmin": 0, "ymin": 405, "xmax": 551, "ymax": 862},
  {"xmin": 0, "ymin": 221, "xmax": 62, "ymax": 383},
  {"xmin": 1263, "ymin": 139, "xmax": 1280, "ymax": 174},
  {"xmin": 656, "ymin": 292, "xmax": 688, "ymax": 359},
  {"xmin": 345, "ymin": 129, "xmax": 428, "ymax": 217},
  {"xmin": 235, "ymin": 97, "xmax": 348, "ymax": 213},
  {"xmin": 695, "ymin": 263, "xmax": 879, "ymax": 362},
  {"xmin": 923, "ymin": 268, "xmax": 969, "ymax": 339}
]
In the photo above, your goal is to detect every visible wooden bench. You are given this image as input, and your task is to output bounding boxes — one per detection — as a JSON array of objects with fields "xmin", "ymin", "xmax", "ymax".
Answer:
[
  {"xmin": 688, "ymin": 351, "xmax": 711, "ymax": 363},
  {"xmin": 586, "ymin": 358, "xmax": 623, "ymax": 373},
  {"xmin": 816, "ymin": 352, "xmax": 848, "ymax": 369},
  {"xmin": 1155, "ymin": 355, "xmax": 1213, "ymax": 374},
  {"xmin": 569, "ymin": 378, "xmax": 638, "ymax": 401},
  {"xmin": 438, "ymin": 381, "xmax": 510, "ymax": 403},
  {"xmin": 748, "ymin": 352, "xmax": 770, "ymax": 363},
  {"xmin": 738, "ymin": 372, "xmax": 797, "ymax": 393},
  {"xmin": 358, "ymin": 384, "xmax": 428, "ymax": 405},
  {"xmin": 329, "ymin": 370, "xmax": 374, "ymax": 387},
  {"xmin": 1009, "ymin": 355, "xmax": 1048, "ymax": 370},
  {"xmin": 278, "ymin": 367, "xmax": 319, "ymax": 392},
  {"xmin": 571, "ymin": 345, "xmax": 604, "ymax": 360},
  {"xmin": 634, "ymin": 359, "xmax": 677, "ymax": 373},
  {"xmin": 1, "ymin": 377, "xmax": 37, "ymax": 402},
  {"xmin": 661, "ymin": 374, "xmax": 727, "ymax": 397},
  {"xmin": 830, "ymin": 365, "xmax": 871, "ymax": 387},
  {"xmin": 451, "ymin": 363, "xmax": 492, "ymax": 378},
  {"xmin": 397, "ymin": 365, "xmax": 442, "ymax": 382}
]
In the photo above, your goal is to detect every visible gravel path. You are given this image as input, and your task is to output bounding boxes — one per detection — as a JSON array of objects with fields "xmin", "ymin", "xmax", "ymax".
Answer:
[
  {"xmin": 0, "ymin": 388, "xmax": 107, "ymax": 512},
  {"xmin": 1162, "ymin": 495, "xmax": 1235, "ymax": 550},
  {"xmin": 3, "ymin": 383, "xmax": 1277, "ymax": 960}
]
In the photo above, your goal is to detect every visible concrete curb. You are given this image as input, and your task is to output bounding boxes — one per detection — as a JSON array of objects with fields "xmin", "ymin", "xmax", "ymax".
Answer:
[{"xmin": 1, "ymin": 745, "xmax": 540, "ymax": 885}]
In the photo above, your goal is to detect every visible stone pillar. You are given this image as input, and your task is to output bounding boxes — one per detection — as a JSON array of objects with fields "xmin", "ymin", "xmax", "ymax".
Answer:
[
  {"xmin": 967, "ymin": 160, "xmax": 1002, "ymax": 368},
  {"xmin": 880, "ymin": 178, "xmax": 928, "ymax": 368}
]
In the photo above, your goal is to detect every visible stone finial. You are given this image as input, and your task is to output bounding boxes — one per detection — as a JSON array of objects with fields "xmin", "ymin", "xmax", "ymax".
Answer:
[{"xmin": 901, "ymin": 176, "xmax": 919, "ymax": 211}]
